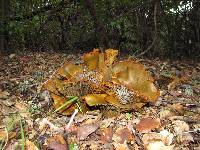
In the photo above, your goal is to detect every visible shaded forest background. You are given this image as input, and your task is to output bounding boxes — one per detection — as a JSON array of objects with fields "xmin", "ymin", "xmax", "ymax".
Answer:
[{"xmin": 0, "ymin": 0, "xmax": 200, "ymax": 58}]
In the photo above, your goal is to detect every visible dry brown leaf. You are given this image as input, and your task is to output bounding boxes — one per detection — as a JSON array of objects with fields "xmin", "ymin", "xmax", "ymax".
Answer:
[
  {"xmin": 142, "ymin": 130, "xmax": 174, "ymax": 145},
  {"xmin": 0, "ymin": 91, "xmax": 10, "ymax": 99},
  {"xmin": 168, "ymin": 76, "xmax": 188, "ymax": 91},
  {"xmin": 46, "ymin": 134, "xmax": 67, "ymax": 150},
  {"xmin": 177, "ymin": 133, "xmax": 194, "ymax": 144},
  {"xmin": 25, "ymin": 140, "xmax": 39, "ymax": 150},
  {"xmin": 170, "ymin": 103, "xmax": 185, "ymax": 114},
  {"xmin": 159, "ymin": 109, "xmax": 175, "ymax": 119},
  {"xmin": 113, "ymin": 143, "xmax": 129, "ymax": 150},
  {"xmin": 77, "ymin": 123, "xmax": 99, "ymax": 140},
  {"xmin": 0, "ymin": 130, "xmax": 7, "ymax": 140},
  {"xmin": 142, "ymin": 130, "xmax": 174, "ymax": 150},
  {"xmin": 172, "ymin": 120, "xmax": 189, "ymax": 133},
  {"xmin": 113, "ymin": 127, "xmax": 135, "ymax": 144},
  {"xmin": 100, "ymin": 117, "xmax": 115, "ymax": 128},
  {"xmin": 100, "ymin": 127, "xmax": 113, "ymax": 143},
  {"xmin": 10, "ymin": 140, "xmax": 39, "ymax": 150},
  {"xmin": 145, "ymin": 141, "xmax": 174, "ymax": 150},
  {"xmin": 136, "ymin": 117, "xmax": 160, "ymax": 133}
]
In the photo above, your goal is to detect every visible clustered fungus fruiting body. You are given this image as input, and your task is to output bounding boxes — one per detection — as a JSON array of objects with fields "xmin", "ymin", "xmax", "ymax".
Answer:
[
  {"xmin": 113, "ymin": 85, "xmax": 134, "ymax": 104},
  {"xmin": 42, "ymin": 49, "xmax": 160, "ymax": 115},
  {"xmin": 77, "ymin": 70, "xmax": 100, "ymax": 85}
]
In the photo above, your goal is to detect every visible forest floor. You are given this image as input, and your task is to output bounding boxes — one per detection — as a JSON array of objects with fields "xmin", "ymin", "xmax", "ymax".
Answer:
[{"xmin": 0, "ymin": 51, "xmax": 200, "ymax": 150}]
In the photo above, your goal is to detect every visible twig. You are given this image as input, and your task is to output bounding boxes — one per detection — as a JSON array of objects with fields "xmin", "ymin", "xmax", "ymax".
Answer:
[{"xmin": 66, "ymin": 109, "xmax": 79, "ymax": 130}]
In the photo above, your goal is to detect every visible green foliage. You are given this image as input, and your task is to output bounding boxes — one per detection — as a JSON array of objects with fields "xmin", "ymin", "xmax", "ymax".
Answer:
[{"xmin": 2, "ymin": 0, "xmax": 200, "ymax": 57}]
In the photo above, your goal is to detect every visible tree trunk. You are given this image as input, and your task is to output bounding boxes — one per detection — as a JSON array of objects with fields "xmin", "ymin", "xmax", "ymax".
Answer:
[
  {"xmin": 0, "ymin": 0, "xmax": 10, "ymax": 55},
  {"xmin": 84, "ymin": 0, "xmax": 108, "ymax": 50}
]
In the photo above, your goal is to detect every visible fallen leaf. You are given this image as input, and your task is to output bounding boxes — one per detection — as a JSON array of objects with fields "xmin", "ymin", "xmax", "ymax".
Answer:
[
  {"xmin": 113, "ymin": 142, "xmax": 129, "ymax": 150},
  {"xmin": 89, "ymin": 143, "xmax": 100, "ymax": 150},
  {"xmin": 100, "ymin": 127, "xmax": 113, "ymax": 143},
  {"xmin": 0, "ymin": 130, "xmax": 7, "ymax": 140},
  {"xmin": 145, "ymin": 141, "xmax": 174, "ymax": 150},
  {"xmin": 58, "ymin": 63, "xmax": 83, "ymax": 78},
  {"xmin": 172, "ymin": 120, "xmax": 189, "ymax": 133},
  {"xmin": 14, "ymin": 101, "xmax": 33, "ymax": 127},
  {"xmin": 9, "ymin": 54, "xmax": 16, "ymax": 59},
  {"xmin": 142, "ymin": 130, "xmax": 174, "ymax": 150},
  {"xmin": 38, "ymin": 118, "xmax": 61, "ymax": 132},
  {"xmin": 100, "ymin": 117, "xmax": 115, "ymax": 128},
  {"xmin": 46, "ymin": 134, "xmax": 68, "ymax": 150},
  {"xmin": 136, "ymin": 117, "xmax": 160, "ymax": 133},
  {"xmin": 113, "ymin": 127, "xmax": 135, "ymax": 144},
  {"xmin": 5, "ymin": 141, "xmax": 18, "ymax": 150},
  {"xmin": 25, "ymin": 140, "xmax": 39, "ymax": 150},
  {"xmin": 170, "ymin": 103, "xmax": 185, "ymax": 114},
  {"xmin": 77, "ymin": 123, "xmax": 99, "ymax": 140},
  {"xmin": 167, "ymin": 76, "xmax": 188, "ymax": 91},
  {"xmin": 177, "ymin": 133, "xmax": 194, "ymax": 144},
  {"xmin": 0, "ymin": 91, "xmax": 10, "ymax": 99},
  {"xmin": 159, "ymin": 109, "xmax": 175, "ymax": 118},
  {"xmin": 12, "ymin": 140, "xmax": 39, "ymax": 150},
  {"xmin": 159, "ymin": 130, "xmax": 174, "ymax": 145},
  {"xmin": 169, "ymin": 90, "xmax": 182, "ymax": 97},
  {"xmin": 142, "ymin": 130, "xmax": 174, "ymax": 146}
]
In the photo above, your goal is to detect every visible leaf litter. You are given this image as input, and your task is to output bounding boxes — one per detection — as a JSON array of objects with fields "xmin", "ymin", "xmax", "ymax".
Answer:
[{"xmin": 0, "ymin": 50, "xmax": 200, "ymax": 149}]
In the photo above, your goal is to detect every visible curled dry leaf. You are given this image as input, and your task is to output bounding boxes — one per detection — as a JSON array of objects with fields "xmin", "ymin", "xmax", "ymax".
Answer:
[
  {"xmin": 76, "ymin": 123, "xmax": 99, "ymax": 140},
  {"xmin": 42, "ymin": 49, "xmax": 160, "ymax": 115},
  {"xmin": 136, "ymin": 117, "xmax": 161, "ymax": 133}
]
